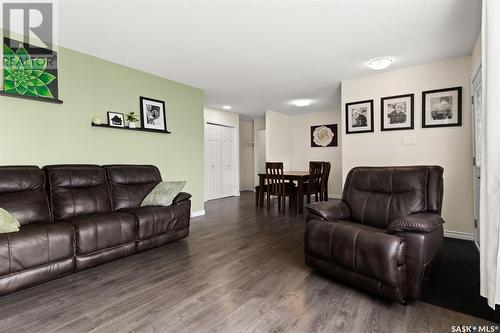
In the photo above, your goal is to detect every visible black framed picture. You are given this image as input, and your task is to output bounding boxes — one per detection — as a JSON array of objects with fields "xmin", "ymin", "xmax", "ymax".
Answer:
[
  {"xmin": 381, "ymin": 93, "xmax": 414, "ymax": 131},
  {"xmin": 140, "ymin": 96, "xmax": 167, "ymax": 132},
  {"xmin": 311, "ymin": 124, "xmax": 338, "ymax": 147},
  {"xmin": 422, "ymin": 87, "xmax": 462, "ymax": 128},
  {"xmin": 107, "ymin": 112, "xmax": 125, "ymax": 127},
  {"xmin": 345, "ymin": 100, "xmax": 374, "ymax": 134}
]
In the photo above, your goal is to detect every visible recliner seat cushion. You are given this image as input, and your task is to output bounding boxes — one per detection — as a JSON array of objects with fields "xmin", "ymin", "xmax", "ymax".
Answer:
[
  {"xmin": 104, "ymin": 165, "xmax": 162, "ymax": 210},
  {"xmin": 0, "ymin": 166, "xmax": 52, "ymax": 225},
  {"xmin": 121, "ymin": 205, "xmax": 190, "ymax": 241},
  {"xmin": 45, "ymin": 165, "xmax": 112, "ymax": 220},
  {"xmin": 0, "ymin": 222, "xmax": 74, "ymax": 276},
  {"xmin": 343, "ymin": 167, "xmax": 428, "ymax": 228},
  {"xmin": 67, "ymin": 213, "xmax": 136, "ymax": 255}
]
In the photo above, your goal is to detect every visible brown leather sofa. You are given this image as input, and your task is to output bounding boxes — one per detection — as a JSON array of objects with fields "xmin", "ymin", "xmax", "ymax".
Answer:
[
  {"xmin": 305, "ymin": 166, "xmax": 444, "ymax": 303},
  {"xmin": 0, "ymin": 164, "xmax": 191, "ymax": 296}
]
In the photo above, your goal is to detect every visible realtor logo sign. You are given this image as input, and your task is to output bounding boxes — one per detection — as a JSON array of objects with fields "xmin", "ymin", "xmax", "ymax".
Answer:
[{"xmin": 2, "ymin": 1, "xmax": 59, "ymax": 100}]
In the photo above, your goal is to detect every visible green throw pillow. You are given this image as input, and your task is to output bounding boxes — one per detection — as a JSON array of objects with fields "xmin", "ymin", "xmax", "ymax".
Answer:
[
  {"xmin": 0, "ymin": 208, "xmax": 20, "ymax": 234},
  {"xmin": 141, "ymin": 181, "xmax": 187, "ymax": 207}
]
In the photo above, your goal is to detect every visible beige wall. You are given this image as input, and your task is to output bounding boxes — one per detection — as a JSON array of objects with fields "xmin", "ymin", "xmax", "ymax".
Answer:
[
  {"xmin": 289, "ymin": 111, "xmax": 342, "ymax": 198},
  {"xmin": 341, "ymin": 56, "xmax": 474, "ymax": 235},
  {"xmin": 203, "ymin": 108, "xmax": 240, "ymax": 200},
  {"xmin": 264, "ymin": 110, "xmax": 343, "ymax": 198},
  {"xmin": 239, "ymin": 119, "xmax": 254, "ymax": 191}
]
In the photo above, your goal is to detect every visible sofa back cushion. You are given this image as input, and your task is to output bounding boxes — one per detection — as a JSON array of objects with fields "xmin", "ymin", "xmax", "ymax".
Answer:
[
  {"xmin": 45, "ymin": 165, "xmax": 112, "ymax": 220},
  {"xmin": 343, "ymin": 166, "xmax": 436, "ymax": 228},
  {"xmin": 0, "ymin": 166, "xmax": 52, "ymax": 225},
  {"xmin": 104, "ymin": 165, "xmax": 162, "ymax": 210}
]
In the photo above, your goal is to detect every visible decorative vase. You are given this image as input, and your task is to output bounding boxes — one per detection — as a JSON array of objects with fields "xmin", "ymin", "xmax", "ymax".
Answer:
[{"xmin": 128, "ymin": 122, "xmax": 136, "ymax": 129}]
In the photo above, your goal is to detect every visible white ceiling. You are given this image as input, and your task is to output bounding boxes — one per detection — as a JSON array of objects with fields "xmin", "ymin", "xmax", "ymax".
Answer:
[{"xmin": 57, "ymin": 0, "xmax": 481, "ymax": 117}]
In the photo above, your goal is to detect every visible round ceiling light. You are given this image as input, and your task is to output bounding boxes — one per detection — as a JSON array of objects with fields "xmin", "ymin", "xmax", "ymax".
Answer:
[
  {"xmin": 290, "ymin": 99, "xmax": 313, "ymax": 107},
  {"xmin": 222, "ymin": 105, "xmax": 232, "ymax": 110},
  {"xmin": 367, "ymin": 57, "xmax": 393, "ymax": 70}
]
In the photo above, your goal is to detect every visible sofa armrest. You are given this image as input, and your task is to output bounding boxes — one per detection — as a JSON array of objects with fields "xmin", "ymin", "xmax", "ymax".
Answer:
[
  {"xmin": 172, "ymin": 192, "xmax": 192, "ymax": 205},
  {"xmin": 306, "ymin": 199, "xmax": 351, "ymax": 222},
  {"xmin": 387, "ymin": 212, "xmax": 444, "ymax": 234}
]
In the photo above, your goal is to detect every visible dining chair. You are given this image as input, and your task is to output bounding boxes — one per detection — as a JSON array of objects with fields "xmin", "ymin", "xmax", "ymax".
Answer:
[
  {"xmin": 320, "ymin": 162, "xmax": 331, "ymax": 201},
  {"xmin": 306, "ymin": 161, "xmax": 323, "ymax": 204},
  {"xmin": 263, "ymin": 162, "xmax": 297, "ymax": 212}
]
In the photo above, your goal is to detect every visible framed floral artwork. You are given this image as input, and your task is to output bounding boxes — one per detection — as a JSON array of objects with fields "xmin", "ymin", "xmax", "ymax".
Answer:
[{"xmin": 311, "ymin": 124, "xmax": 338, "ymax": 147}]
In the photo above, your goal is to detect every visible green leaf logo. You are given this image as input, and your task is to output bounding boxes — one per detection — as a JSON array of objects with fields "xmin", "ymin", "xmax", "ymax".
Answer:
[{"xmin": 3, "ymin": 44, "xmax": 55, "ymax": 99}]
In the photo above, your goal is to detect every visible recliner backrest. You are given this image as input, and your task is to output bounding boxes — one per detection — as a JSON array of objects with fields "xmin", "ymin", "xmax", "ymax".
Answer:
[
  {"xmin": 44, "ymin": 165, "xmax": 112, "ymax": 221},
  {"xmin": 342, "ymin": 166, "xmax": 443, "ymax": 228},
  {"xmin": 0, "ymin": 166, "xmax": 52, "ymax": 225},
  {"xmin": 104, "ymin": 165, "xmax": 162, "ymax": 210}
]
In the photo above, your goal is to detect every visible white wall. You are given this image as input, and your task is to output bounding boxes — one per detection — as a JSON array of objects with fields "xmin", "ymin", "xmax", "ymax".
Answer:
[
  {"xmin": 203, "ymin": 108, "xmax": 240, "ymax": 200},
  {"xmin": 264, "ymin": 110, "xmax": 343, "ymax": 198},
  {"xmin": 265, "ymin": 110, "xmax": 291, "ymax": 170},
  {"xmin": 289, "ymin": 111, "xmax": 342, "ymax": 198},
  {"xmin": 239, "ymin": 119, "xmax": 254, "ymax": 191},
  {"xmin": 471, "ymin": 33, "xmax": 482, "ymax": 78},
  {"xmin": 253, "ymin": 117, "xmax": 265, "ymax": 186},
  {"xmin": 341, "ymin": 56, "xmax": 474, "ymax": 235}
]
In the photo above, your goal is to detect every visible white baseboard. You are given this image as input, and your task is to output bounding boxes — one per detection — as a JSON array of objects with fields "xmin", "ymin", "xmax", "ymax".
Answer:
[
  {"xmin": 191, "ymin": 210, "xmax": 206, "ymax": 218},
  {"xmin": 444, "ymin": 230, "xmax": 475, "ymax": 241},
  {"xmin": 329, "ymin": 194, "xmax": 342, "ymax": 199}
]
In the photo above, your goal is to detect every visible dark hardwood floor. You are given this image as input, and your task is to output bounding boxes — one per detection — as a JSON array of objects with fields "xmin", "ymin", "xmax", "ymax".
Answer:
[{"xmin": 0, "ymin": 192, "xmax": 494, "ymax": 332}]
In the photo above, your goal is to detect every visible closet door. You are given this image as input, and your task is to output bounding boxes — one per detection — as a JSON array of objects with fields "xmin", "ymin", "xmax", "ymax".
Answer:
[
  {"xmin": 220, "ymin": 127, "xmax": 235, "ymax": 197},
  {"xmin": 206, "ymin": 124, "xmax": 221, "ymax": 200}
]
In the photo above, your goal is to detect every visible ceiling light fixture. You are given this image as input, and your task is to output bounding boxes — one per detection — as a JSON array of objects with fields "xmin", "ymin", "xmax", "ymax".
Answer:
[
  {"xmin": 290, "ymin": 99, "xmax": 312, "ymax": 107},
  {"xmin": 222, "ymin": 105, "xmax": 232, "ymax": 110},
  {"xmin": 367, "ymin": 57, "xmax": 393, "ymax": 70}
]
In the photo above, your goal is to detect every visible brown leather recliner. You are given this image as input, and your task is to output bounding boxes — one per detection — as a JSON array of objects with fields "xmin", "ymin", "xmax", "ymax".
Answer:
[{"xmin": 305, "ymin": 166, "xmax": 445, "ymax": 303}]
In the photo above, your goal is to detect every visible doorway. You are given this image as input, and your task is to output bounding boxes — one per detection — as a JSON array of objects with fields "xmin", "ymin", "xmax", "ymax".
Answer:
[{"xmin": 472, "ymin": 66, "xmax": 482, "ymax": 248}]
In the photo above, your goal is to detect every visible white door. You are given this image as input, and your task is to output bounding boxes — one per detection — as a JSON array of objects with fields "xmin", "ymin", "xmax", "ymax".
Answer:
[{"xmin": 205, "ymin": 123, "xmax": 235, "ymax": 200}]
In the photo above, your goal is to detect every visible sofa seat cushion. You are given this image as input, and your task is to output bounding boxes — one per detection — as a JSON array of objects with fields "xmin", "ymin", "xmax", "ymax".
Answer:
[
  {"xmin": 305, "ymin": 219, "xmax": 406, "ymax": 286},
  {"xmin": 120, "ymin": 205, "xmax": 190, "ymax": 241},
  {"xmin": 0, "ymin": 222, "xmax": 74, "ymax": 276},
  {"xmin": 67, "ymin": 213, "xmax": 136, "ymax": 255}
]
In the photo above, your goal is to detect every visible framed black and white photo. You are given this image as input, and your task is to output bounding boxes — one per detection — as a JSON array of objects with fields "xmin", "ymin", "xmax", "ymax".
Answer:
[
  {"xmin": 381, "ymin": 93, "xmax": 414, "ymax": 131},
  {"xmin": 422, "ymin": 87, "xmax": 462, "ymax": 128},
  {"xmin": 140, "ymin": 96, "xmax": 167, "ymax": 132},
  {"xmin": 345, "ymin": 100, "xmax": 374, "ymax": 134},
  {"xmin": 107, "ymin": 112, "xmax": 125, "ymax": 128}
]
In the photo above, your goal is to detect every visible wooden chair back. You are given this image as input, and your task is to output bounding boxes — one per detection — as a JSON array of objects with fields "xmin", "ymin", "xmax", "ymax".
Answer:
[
  {"xmin": 309, "ymin": 161, "xmax": 323, "ymax": 195},
  {"xmin": 265, "ymin": 162, "xmax": 285, "ymax": 195},
  {"xmin": 321, "ymin": 162, "xmax": 331, "ymax": 200}
]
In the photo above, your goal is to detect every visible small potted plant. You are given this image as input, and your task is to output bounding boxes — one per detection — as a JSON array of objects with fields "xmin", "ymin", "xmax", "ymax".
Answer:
[{"xmin": 126, "ymin": 112, "xmax": 139, "ymax": 128}]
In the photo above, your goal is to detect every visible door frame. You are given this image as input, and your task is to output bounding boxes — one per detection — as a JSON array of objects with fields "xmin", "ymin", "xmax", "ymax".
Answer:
[
  {"xmin": 471, "ymin": 65, "xmax": 482, "ymax": 250},
  {"xmin": 204, "ymin": 121, "xmax": 239, "ymax": 201}
]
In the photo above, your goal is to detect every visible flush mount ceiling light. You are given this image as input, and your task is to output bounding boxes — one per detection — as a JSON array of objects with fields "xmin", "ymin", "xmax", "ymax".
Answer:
[
  {"xmin": 222, "ymin": 105, "xmax": 232, "ymax": 110},
  {"xmin": 290, "ymin": 99, "xmax": 313, "ymax": 107},
  {"xmin": 367, "ymin": 57, "xmax": 393, "ymax": 70}
]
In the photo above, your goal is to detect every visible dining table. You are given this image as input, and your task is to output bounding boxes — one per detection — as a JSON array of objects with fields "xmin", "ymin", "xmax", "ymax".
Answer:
[{"xmin": 257, "ymin": 171, "xmax": 310, "ymax": 213}]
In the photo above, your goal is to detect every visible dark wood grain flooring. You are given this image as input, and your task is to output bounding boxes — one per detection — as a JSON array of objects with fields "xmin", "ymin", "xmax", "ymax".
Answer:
[{"xmin": 0, "ymin": 192, "xmax": 494, "ymax": 332}]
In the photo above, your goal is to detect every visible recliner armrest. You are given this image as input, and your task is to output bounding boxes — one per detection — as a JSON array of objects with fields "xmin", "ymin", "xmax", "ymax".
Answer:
[
  {"xmin": 306, "ymin": 199, "xmax": 351, "ymax": 222},
  {"xmin": 387, "ymin": 212, "xmax": 444, "ymax": 234},
  {"xmin": 172, "ymin": 192, "xmax": 192, "ymax": 205}
]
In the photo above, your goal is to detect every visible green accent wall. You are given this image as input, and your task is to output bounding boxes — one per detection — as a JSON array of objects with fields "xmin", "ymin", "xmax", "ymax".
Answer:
[{"xmin": 0, "ymin": 44, "xmax": 205, "ymax": 212}]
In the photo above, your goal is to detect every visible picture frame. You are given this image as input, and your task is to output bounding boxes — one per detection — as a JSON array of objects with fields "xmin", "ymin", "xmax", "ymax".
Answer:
[
  {"xmin": 380, "ymin": 93, "xmax": 414, "ymax": 131},
  {"xmin": 140, "ymin": 96, "xmax": 167, "ymax": 132},
  {"xmin": 345, "ymin": 100, "xmax": 374, "ymax": 134},
  {"xmin": 422, "ymin": 87, "xmax": 462, "ymax": 128},
  {"xmin": 107, "ymin": 112, "xmax": 125, "ymax": 128},
  {"xmin": 311, "ymin": 124, "xmax": 338, "ymax": 147}
]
